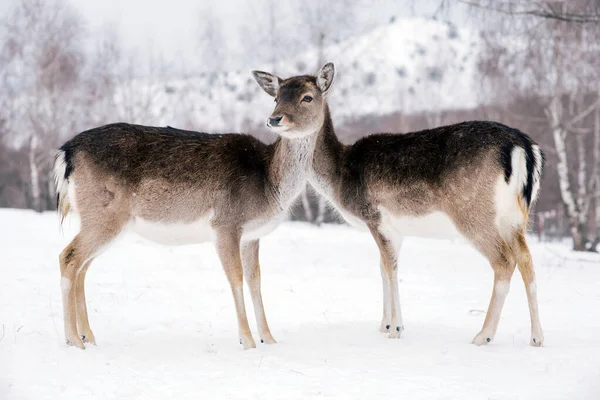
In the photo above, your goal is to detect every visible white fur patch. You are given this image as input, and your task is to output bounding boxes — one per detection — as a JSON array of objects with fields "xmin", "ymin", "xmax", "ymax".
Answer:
[
  {"xmin": 61, "ymin": 277, "xmax": 71, "ymax": 292},
  {"xmin": 276, "ymin": 135, "xmax": 317, "ymax": 210},
  {"xmin": 67, "ymin": 180, "xmax": 78, "ymax": 213},
  {"xmin": 494, "ymin": 174, "xmax": 525, "ymax": 241},
  {"xmin": 495, "ymin": 280, "xmax": 510, "ymax": 297},
  {"xmin": 242, "ymin": 214, "xmax": 286, "ymax": 242},
  {"xmin": 494, "ymin": 146, "xmax": 531, "ymax": 240},
  {"xmin": 53, "ymin": 151, "xmax": 67, "ymax": 192},
  {"xmin": 531, "ymin": 145, "xmax": 543, "ymax": 204},
  {"xmin": 54, "ymin": 151, "xmax": 71, "ymax": 215},
  {"xmin": 529, "ymin": 282, "xmax": 537, "ymax": 296},
  {"xmin": 128, "ymin": 212, "xmax": 215, "ymax": 245},
  {"xmin": 130, "ymin": 213, "xmax": 287, "ymax": 246},
  {"xmin": 509, "ymin": 147, "xmax": 528, "ymax": 194},
  {"xmin": 378, "ymin": 207, "xmax": 461, "ymax": 240}
]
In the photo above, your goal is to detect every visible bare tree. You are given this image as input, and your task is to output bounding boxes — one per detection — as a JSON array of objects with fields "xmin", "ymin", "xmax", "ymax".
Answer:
[
  {"xmin": 1, "ymin": 0, "xmax": 85, "ymax": 211},
  {"xmin": 83, "ymin": 23, "xmax": 122, "ymax": 127},
  {"xmin": 460, "ymin": 0, "xmax": 600, "ymax": 24},
  {"xmin": 471, "ymin": 0, "xmax": 600, "ymax": 250}
]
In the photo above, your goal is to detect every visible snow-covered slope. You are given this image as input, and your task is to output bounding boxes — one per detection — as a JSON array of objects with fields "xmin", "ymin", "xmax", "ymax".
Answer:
[
  {"xmin": 2, "ymin": 209, "xmax": 600, "ymax": 399},
  {"xmin": 117, "ymin": 18, "xmax": 482, "ymax": 131}
]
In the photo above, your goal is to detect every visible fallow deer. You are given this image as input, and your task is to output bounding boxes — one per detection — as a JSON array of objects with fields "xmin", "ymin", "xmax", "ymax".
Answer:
[
  {"xmin": 255, "ymin": 65, "xmax": 545, "ymax": 347},
  {"xmin": 53, "ymin": 63, "xmax": 336, "ymax": 350}
]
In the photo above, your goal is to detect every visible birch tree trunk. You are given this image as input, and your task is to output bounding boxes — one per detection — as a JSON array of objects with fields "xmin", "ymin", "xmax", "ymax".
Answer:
[
  {"xmin": 547, "ymin": 96, "xmax": 586, "ymax": 250},
  {"xmin": 546, "ymin": 17, "xmax": 588, "ymax": 251},
  {"xmin": 575, "ymin": 132, "xmax": 590, "ymax": 225},
  {"xmin": 591, "ymin": 102, "xmax": 600, "ymax": 251},
  {"xmin": 28, "ymin": 135, "xmax": 41, "ymax": 212}
]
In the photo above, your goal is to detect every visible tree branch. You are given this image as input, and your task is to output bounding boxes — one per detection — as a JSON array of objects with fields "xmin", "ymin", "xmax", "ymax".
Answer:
[
  {"xmin": 460, "ymin": 1, "xmax": 600, "ymax": 24},
  {"xmin": 569, "ymin": 96, "xmax": 600, "ymax": 126}
]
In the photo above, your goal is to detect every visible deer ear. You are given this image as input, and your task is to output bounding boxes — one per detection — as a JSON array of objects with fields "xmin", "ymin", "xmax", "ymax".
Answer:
[
  {"xmin": 316, "ymin": 62, "xmax": 335, "ymax": 96},
  {"xmin": 251, "ymin": 70, "xmax": 281, "ymax": 97}
]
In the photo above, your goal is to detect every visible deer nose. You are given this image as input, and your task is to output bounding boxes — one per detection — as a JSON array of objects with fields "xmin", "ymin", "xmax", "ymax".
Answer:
[{"xmin": 268, "ymin": 115, "xmax": 283, "ymax": 127}]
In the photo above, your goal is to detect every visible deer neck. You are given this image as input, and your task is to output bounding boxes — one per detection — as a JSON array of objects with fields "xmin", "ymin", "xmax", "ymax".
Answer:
[
  {"xmin": 309, "ymin": 105, "xmax": 344, "ymax": 201},
  {"xmin": 268, "ymin": 131, "xmax": 318, "ymax": 210}
]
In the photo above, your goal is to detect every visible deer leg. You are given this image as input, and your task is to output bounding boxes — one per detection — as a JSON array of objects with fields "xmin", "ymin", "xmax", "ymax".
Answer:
[
  {"xmin": 378, "ymin": 259, "xmax": 391, "ymax": 333},
  {"xmin": 241, "ymin": 240, "xmax": 276, "ymax": 344},
  {"xmin": 215, "ymin": 230, "xmax": 256, "ymax": 350},
  {"xmin": 75, "ymin": 258, "xmax": 96, "ymax": 344},
  {"xmin": 59, "ymin": 237, "xmax": 84, "ymax": 349},
  {"xmin": 472, "ymin": 240, "xmax": 516, "ymax": 345},
  {"xmin": 387, "ymin": 259, "xmax": 404, "ymax": 339},
  {"xmin": 379, "ymin": 237, "xmax": 404, "ymax": 333},
  {"xmin": 370, "ymin": 227, "xmax": 403, "ymax": 338},
  {"xmin": 59, "ymin": 237, "xmax": 105, "ymax": 348},
  {"xmin": 59, "ymin": 217, "xmax": 123, "ymax": 349},
  {"xmin": 512, "ymin": 231, "xmax": 544, "ymax": 347}
]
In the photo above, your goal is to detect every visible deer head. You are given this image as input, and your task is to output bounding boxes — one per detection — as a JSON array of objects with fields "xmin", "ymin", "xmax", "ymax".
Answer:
[{"xmin": 252, "ymin": 62, "xmax": 335, "ymax": 139}]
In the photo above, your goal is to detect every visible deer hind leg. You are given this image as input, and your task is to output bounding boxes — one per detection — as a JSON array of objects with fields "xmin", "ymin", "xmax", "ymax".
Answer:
[
  {"xmin": 59, "ymin": 237, "xmax": 84, "ymax": 349},
  {"xmin": 241, "ymin": 240, "xmax": 276, "ymax": 344},
  {"xmin": 59, "ymin": 220, "xmax": 123, "ymax": 349},
  {"xmin": 472, "ymin": 239, "xmax": 516, "ymax": 345},
  {"xmin": 370, "ymin": 227, "xmax": 403, "ymax": 339},
  {"xmin": 75, "ymin": 257, "xmax": 96, "ymax": 344},
  {"xmin": 511, "ymin": 231, "xmax": 544, "ymax": 347},
  {"xmin": 215, "ymin": 230, "xmax": 256, "ymax": 350}
]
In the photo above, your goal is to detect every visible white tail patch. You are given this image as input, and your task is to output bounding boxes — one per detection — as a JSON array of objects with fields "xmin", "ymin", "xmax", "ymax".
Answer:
[
  {"xmin": 495, "ymin": 147, "xmax": 530, "ymax": 239},
  {"xmin": 508, "ymin": 146, "xmax": 528, "ymax": 195},
  {"xmin": 53, "ymin": 151, "xmax": 72, "ymax": 221},
  {"xmin": 531, "ymin": 145, "xmax": 543, "ymax": 204},
  {"xmin": 53, "ymin": 151, "xmax": 68, "ymax": 200}
]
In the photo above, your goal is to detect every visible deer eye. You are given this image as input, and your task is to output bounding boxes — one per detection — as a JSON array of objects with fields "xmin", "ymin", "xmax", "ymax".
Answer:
[
  {"xmin": 302, "ymin": 95, "xmax": 313, "ymax": 103},
  {"xmin": 274, "ymin": 98, "xmax": 278, "ymax": 103}
]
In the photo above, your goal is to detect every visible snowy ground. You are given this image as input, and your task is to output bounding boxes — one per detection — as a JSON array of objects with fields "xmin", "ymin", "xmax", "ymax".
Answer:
[{"xmin": 1, "ymin": 209, "xmax": 600, "ymax": 400}]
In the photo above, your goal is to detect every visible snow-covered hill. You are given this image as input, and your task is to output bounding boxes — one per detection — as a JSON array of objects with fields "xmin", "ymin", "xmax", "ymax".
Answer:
[
  {"xmin": 2, "ymin": 209, "xmax": 600, "ymax": 399},
  {"xmin": 117, "ymin": 18, "xmax": 482, "ymax": 131}
]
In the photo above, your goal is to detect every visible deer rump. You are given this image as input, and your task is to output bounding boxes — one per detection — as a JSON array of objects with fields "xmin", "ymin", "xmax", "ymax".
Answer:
[{"xmin": 334, "ymin": 121, "xmax": 544, "ymax": 242}]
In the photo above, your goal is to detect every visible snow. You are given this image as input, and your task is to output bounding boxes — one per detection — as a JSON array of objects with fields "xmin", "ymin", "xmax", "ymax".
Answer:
[{"xmin": 1, "ymin": 208, "xmax": 600, "ymax": 400}]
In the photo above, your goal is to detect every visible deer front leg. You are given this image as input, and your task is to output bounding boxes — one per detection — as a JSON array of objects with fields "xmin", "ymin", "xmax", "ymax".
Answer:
[
  {"xmin": 370, "ymin": 227, "xmax": 403, "ymax": 338},
  {"xmin": 379, "ymin": 259, "xmax": 391, "ymax": 333},
  {"xmin": 215, "ymin": 230, "xmax": 256, "ymax": 350},
  {"xmin": 241, "ymin": 240, "xmax": 276, "ymax": 344},
  {"xmin": 387, "ymin": 261, "xmax": 404, "ymax": 339},
  {"xmin": 378, "ymin": 237, "xmax": 404, "ymax": 333}
]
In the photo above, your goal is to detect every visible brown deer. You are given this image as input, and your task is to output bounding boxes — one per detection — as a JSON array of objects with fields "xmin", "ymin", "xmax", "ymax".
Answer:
[
  {"xmin": 255, "ymin": 65, "xmax": 545, "ymax": 347},
  {"xmin": 53, "ymin": 63, "xmax": 336, "ymax": 350}
]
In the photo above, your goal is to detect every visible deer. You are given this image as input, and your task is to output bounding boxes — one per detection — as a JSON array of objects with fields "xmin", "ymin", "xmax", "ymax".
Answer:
[
  {"xmin": 53, "ymin": 63, "xmax": 337, "ymax": 350},
  {"xmin": 255, "ymin": 65, "xmax": 545, "ymax": 347}
]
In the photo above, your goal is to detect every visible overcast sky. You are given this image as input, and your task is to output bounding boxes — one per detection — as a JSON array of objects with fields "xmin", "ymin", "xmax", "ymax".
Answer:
[{"xmin": 1, "ymin": 0, "xmax": 471, "ymax": 76}]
